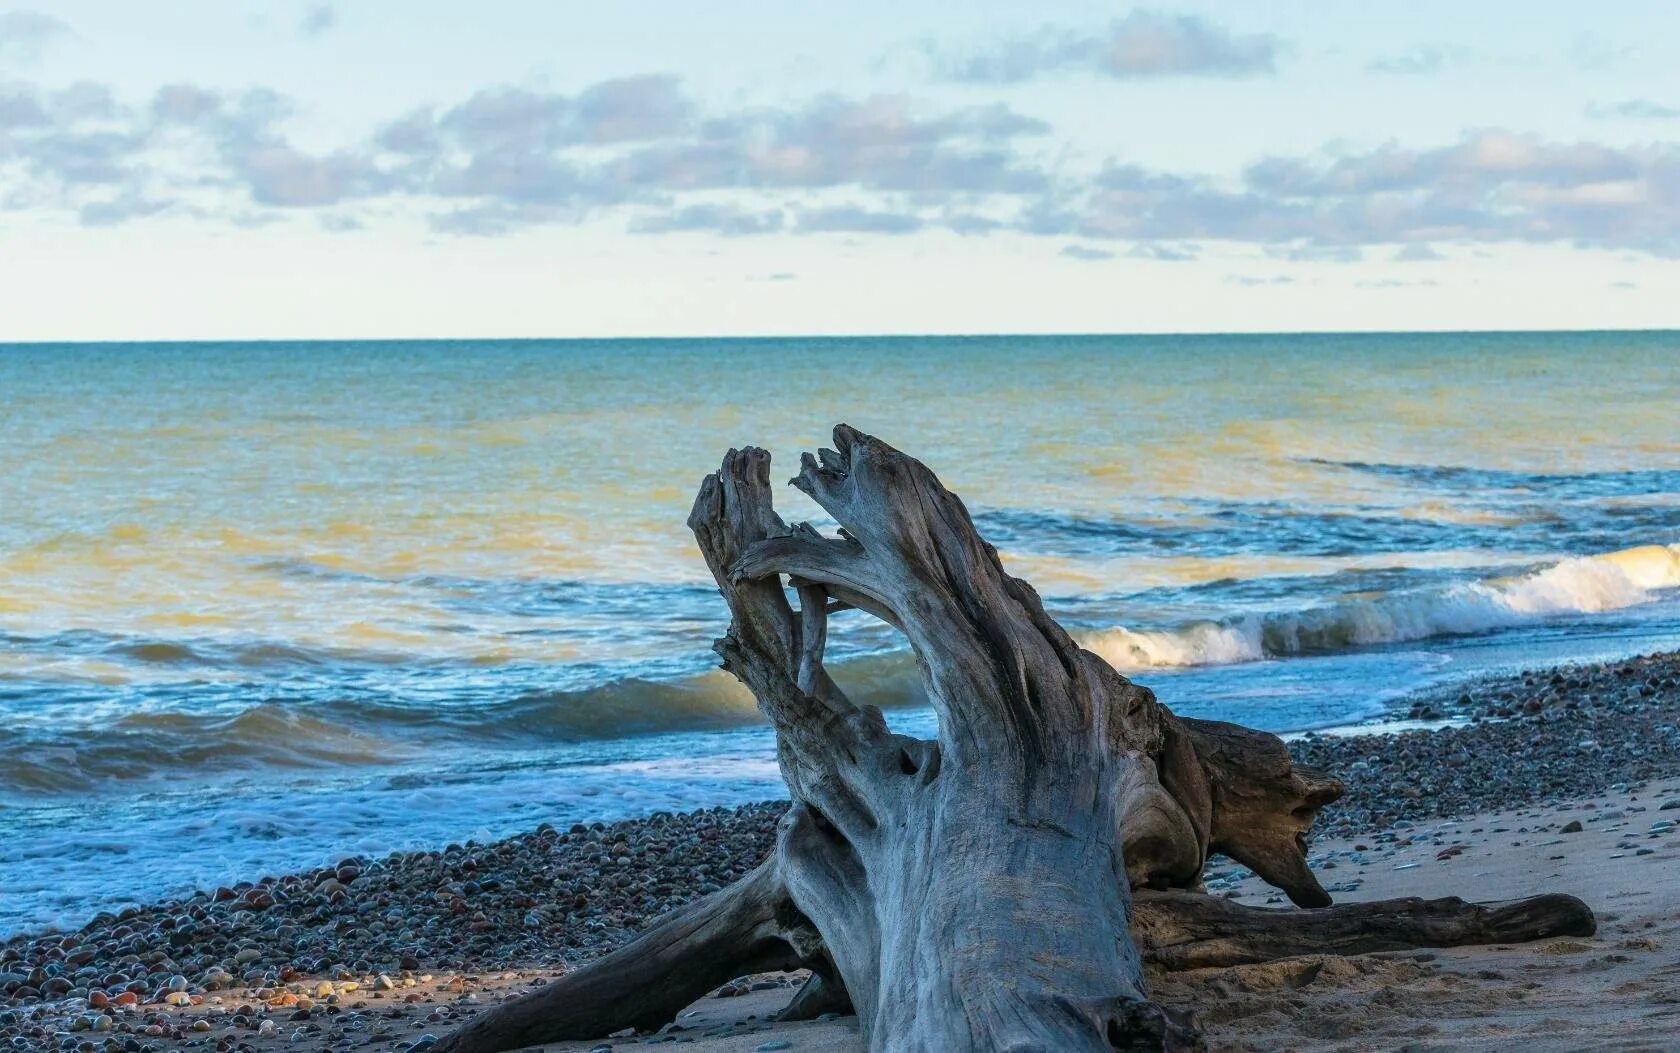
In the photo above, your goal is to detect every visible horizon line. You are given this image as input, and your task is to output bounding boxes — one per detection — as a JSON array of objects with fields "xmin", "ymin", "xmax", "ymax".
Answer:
[{"xmin": 3, "ymin": 325, "xmax": 1679, "ymax": 347}]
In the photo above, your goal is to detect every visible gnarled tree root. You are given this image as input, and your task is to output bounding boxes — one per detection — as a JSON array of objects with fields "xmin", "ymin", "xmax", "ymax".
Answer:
[
  {"xmin": 435, "ymin": 866, "xmax": 1594, "ymax": 1052},
  {"xmin": 438, "ymin": 428, "xmax": 1599, "ymax": 1053},
  {"xmin": 433, "ymin": 859, "xmax": 817, "ymax": 1053},
  {"xmin": 1131, "ymin": 889, "xmax": 1596, "ymax": 971}
]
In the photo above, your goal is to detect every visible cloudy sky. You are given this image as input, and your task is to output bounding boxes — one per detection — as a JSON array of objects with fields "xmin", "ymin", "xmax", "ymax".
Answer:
[{"xmin": 2, "ymin": 1, "xmax": 1677, "ymax": 340}]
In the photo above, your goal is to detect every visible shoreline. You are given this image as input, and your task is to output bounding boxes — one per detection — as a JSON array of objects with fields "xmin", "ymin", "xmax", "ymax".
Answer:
[{"xmin": 4, "ymin": 650, "xmax": 1679, "ymax": 1050}]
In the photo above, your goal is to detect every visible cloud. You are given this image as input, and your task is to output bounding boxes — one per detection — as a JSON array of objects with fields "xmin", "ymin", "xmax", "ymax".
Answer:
[
  {"xmin": 1127, "ymin": 242, "xmax": 1197, "ymax": 261},
  {"xmin": 0, "ymin": 9, "xmax": 70, "ymax": 62},
  {"xmin": 435, "ymin": 76, "xmax": 695, "ymax": 153},
  {"xmin": 1060, "ymin": 244, "xmax": 1114, "ymax": 260},
  {"xmin": 1587, "ymin": 99, "xmax": 1680, "ymax": 121},
  {"xmin": 6, "ymin": 66, "xmax": 1680, "ymax": 263},
  {"xmin": 796, "ymin": 204, "xmax": 923, "ymax": 234},
  {"xmin": 944, "ymin": 11, "xmax": 1279, "ymax": 83},
  {"xmin": 629, "ymin": 202, "xmax": 785, "ymax": 236},
  {"xmin": 1569, "ymin": 33, "xmax": 1632, "ymax": 71},
  {"xmin": 1050, "ymin": 130, "xmax": 1680, "ymax": 257},
  {"xmin": 1392, "ymin": 242, "xmax": 1443, "ymax": 261},
  {"xmin": 1356, "ymin": 277, "xmax": 1439, "ymax": 288},
  {"xmin": 1365, "ymin": 45, "xmax": 1468, "ymax": 76},
  {"xmin": 1266, "ymin": 242, "xmax": 1362, "ymax": 262},
  {"xmin": 610, "ymin": 95, "xmax": 1048, "ymax": 196},
  {"xmin": 77, "ymin": 191, "xmax": 169, "ymax": 226},
  {"xmin": 299, "ymin": 4, "xmax": 337, "ymax": 38},
  {"xmin": 1225, "ymin": 274, "xmax": 1293, "ymax": 286}
]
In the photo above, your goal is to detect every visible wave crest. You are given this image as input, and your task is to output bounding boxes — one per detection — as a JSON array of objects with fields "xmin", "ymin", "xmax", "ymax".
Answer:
[{"xmin": 1084, "ymin": 543, "xmax": 1680, "ymax": 670}]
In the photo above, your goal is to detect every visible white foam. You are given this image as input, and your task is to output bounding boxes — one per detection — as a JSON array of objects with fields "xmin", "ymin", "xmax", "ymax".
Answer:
[{"xmin": 1084, "ymin": 543, "xmax": 1680, "ymax": 671}]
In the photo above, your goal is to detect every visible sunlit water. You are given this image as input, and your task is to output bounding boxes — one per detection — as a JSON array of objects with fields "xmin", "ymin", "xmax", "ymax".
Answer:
[{"xmin": 3, "ymin": 332, "xmax": 1679, "ymax": 934}]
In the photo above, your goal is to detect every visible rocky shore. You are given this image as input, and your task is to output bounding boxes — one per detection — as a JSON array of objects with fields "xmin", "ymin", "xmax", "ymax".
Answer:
[{"xmin": 5, "ymin": 650, "xmax": 1679, "ymax": 1052}]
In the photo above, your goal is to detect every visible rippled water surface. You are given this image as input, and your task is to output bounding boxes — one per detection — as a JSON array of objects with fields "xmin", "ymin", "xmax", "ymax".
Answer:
[{"xmin": 3, "ymin": 332, "xmax": 1679, "ymax": 933}]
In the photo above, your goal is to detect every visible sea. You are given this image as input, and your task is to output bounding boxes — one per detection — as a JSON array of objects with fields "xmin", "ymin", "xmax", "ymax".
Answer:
[{"xmin": 3, "ymin": 332, "xmax": 1679, "ymax": 936}]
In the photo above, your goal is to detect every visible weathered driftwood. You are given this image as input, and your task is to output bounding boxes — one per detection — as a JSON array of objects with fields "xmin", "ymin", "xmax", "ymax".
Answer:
[
  {"xmin": 1130, "ymin": 889, "xmax": 1595, "ymax": 972},
  {"xmin": 439, "ymin": 428, "xmax": 1595, "ymax": 1053},
  {"xmin": 433, "ymin": 865, "xmax": 1593, "ymax": 1050}
]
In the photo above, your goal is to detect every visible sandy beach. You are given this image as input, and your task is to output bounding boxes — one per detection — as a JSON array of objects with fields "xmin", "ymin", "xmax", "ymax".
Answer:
[{"xmin": 5, "ymin": 650, "xmax": 1679, "ymax": 1052}]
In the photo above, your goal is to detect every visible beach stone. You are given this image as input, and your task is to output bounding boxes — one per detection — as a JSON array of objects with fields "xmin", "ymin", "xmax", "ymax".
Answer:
[{"xmin": 1560, "ymin": 820, "xmax": 1584, "ymax": 833}]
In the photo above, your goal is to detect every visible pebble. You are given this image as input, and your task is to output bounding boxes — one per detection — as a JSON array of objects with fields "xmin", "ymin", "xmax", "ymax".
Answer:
[{"xmin": 1, "ymin": 650, "xmax": 1677, "ymax": 1052}]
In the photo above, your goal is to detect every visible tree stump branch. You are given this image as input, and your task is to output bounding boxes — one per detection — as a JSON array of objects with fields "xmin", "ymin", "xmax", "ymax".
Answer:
[{"xmin": 440, "ymin": 427, "xmax": 1596, "ymax": 1053}]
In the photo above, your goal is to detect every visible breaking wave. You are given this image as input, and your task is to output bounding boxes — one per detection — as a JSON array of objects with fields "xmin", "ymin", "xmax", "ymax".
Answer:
[
  {"xmin": 1083, "ymin": 543, "xmax": 1680, "ymax": 670},
  {"xmin": 5, "ymin": 544, "xmax": 1676, "ymax": 792}
]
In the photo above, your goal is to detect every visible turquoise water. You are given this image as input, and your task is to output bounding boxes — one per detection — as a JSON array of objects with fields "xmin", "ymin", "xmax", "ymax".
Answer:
[{"xmin": 3, "ymin": 332, "xmax": 1680, "ymax": 933}]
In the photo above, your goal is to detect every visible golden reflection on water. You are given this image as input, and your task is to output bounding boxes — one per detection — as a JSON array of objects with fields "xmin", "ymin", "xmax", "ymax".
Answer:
[{"xmin": 2, "ymin": 333, "xmax": 1677, "ymax": 674}]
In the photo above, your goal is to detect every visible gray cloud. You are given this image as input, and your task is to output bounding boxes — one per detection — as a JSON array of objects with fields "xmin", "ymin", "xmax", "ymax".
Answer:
[
  {"xmin": 6, "ymin": 68, "xmax": 1680, "ymax": 263},
  {"xmin": 78, "ymin": 191, "xmax": 168, "ymax": 226},
  {"xmin": 945, "ymin": 11, "xmax": 1279, "ymax": 83},
  {"xmin": 1392, "ymin": 243, "xmax": 1444, "ymax": 261},
  {"xmin": 1060, "ymin": 244, "xmax": 1114, "ymax": 260},
  {"xmin": 299, "ymin": 4, "xmax": 337, "ymax": 39},
  {"xmin": 606, "ymin": 96, "xmax": 1049, "ymax": 198},
  {"xmin": 1587, "ymin": 99, "xmax": 1680, "ymax": 121},
  {"xmin": 1046, "ymin": 131, "xmax": 1680, "ymax": 257},
  {"xmin": 0, "ymin": 9, "xmax": 70, "ymax": 62},
  {"xmin": 1266, "ymin": 243, "xmax": 1362, "ymax": 262},
  {"xmin": 435, "ymin": 76, "xmax": 694, "ymax": 153},
  {"xmin": 1356, "ymin": 277, "xmax": 1439, "ymax": 288},
  {"xmin": 1569, "ymin": 33, "xmax": 1632, "ymax": 71},
  {"xmin": 796, "ymin": 204, "xmax": 923, "ymax": 234},
  {"xmin": 1128, "ymin": 242, "xmax": 1197, "ymax": 261},
  {"xmin": 1365, "ymin": 45, "xmax": 1468, "ymax": 76},
  {"xmin": 629, "ymin": 202, "xmax": 785, "ymax": 236},
  {"xmin": 1225, "ymin": 274, "xmax": 1293, "ymax": 286}
]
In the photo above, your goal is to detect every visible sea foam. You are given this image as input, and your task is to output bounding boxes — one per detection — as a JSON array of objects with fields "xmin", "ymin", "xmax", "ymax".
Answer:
[{"xmin": 1083, "ymin": 543, "xmax": 1680, "ymax": 670}]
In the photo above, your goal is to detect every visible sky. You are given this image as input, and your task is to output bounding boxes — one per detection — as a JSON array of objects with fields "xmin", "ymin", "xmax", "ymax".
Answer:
[{"xmin": 1, "ymin": 1, "xmax": 1677, "ymax": 340}]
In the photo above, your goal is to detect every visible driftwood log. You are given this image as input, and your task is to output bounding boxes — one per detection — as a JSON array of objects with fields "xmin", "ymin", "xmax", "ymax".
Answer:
[{"xmin": 439, "ymin": 427, "xmax": 1594, "ymax": 1053}]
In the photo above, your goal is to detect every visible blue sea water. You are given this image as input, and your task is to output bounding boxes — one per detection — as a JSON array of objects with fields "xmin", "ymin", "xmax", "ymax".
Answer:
[{"xmin": 2, "ymin": 331, "xmax": 1679, "ymax": 934}]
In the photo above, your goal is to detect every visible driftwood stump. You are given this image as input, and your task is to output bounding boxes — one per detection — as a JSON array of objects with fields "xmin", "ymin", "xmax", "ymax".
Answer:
[{"xmin": 439, "ymin": 427, "xmax": 1594, "ymax": 1053}]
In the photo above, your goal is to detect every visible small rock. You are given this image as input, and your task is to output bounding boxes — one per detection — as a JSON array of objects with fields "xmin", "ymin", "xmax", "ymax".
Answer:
[{"xmin": 1561, "ymin": 820, "xmax": 1584, "ymax": 833}]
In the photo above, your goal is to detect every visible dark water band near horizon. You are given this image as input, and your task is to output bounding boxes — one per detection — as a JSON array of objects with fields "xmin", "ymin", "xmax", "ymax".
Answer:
[{"xmin": 2, "ymin": 331, "xmax": 1679, "ymax": 935}]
